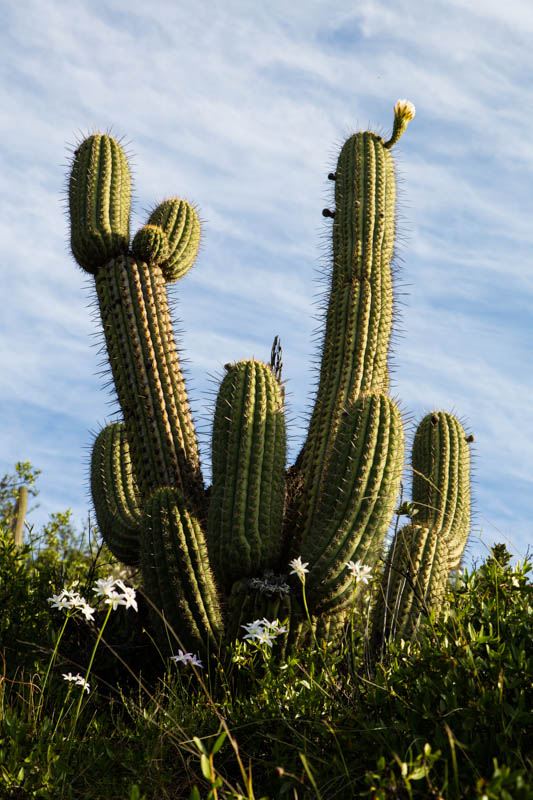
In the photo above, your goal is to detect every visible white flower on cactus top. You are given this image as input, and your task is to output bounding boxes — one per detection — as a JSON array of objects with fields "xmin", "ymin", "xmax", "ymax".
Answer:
[
  {"xmin": 346, "ymin": 560, "xmax": 372, "ymax": 584},
  {"xmin": 394, "ymin": 99, "xmax": 416, "ymax": 121},
  {"xmin": 62, "ymin": 672, "xmax": 90, "ymax": 693},
  {"xmin": 170, "ymin": 650, "xmax": 204, "ymax": 668},
  {"xmin": 289, "ymin": 556, "xmax": 309, "ymax": 582},
  {"xmin": 241, "ymin": 618, "xmax": 287, "ymax": 647}
]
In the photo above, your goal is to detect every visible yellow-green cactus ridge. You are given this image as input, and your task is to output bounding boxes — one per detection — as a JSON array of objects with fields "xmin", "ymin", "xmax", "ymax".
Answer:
[
  {"xmin": 147, "ymin": 198, "xmax": 201, "ymax": 282},
  {"xmin": 69, "ymin": 133, "xmax": 131, "ymax": 273}
]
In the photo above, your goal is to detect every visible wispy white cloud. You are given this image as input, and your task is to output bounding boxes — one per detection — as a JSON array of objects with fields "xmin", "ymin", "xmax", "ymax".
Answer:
[{"xmin": 1, "ymin": 0, "xmax": 532, "ymax": 560}]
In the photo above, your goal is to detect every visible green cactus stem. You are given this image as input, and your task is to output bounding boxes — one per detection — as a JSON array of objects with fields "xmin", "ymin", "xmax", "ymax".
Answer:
[
  {"xmin": 371, "ymin": 411, "xmax": 473, "ymax": 653},
  {"xmin": 91, "ymin": 423, "xmax": 141, "ymax": 566},
  {"xmin": 411, "ymin": 411, "xmax": 472, "ymax": 571},
  {"xmin": 147, "ymin": 198, "xmax": 201, "ymax": 282},
  {"xmin": 208, "ymin": 359, "xmax": 287, "ymax": 590},
  {"xmin": 132, "ymin": 225, "xmax": 169, "ymax": 266},
  {"xmin": 141, "ymin": 487, "xmax": 223, "ymax": 652},
  {"xmin": 302, "ymin": 393, "xmax": 404, "ymax": 614},
  {"xmin": 293, "ymin": 100, "xmax": 415, "ymax": 549},
  {"xmin": 94, "ymin": 254, "xmax": 203, "ymax": 506},
  {"xmin": 69, "ymin": 133, "xmax": 131, "ymax": 273}
]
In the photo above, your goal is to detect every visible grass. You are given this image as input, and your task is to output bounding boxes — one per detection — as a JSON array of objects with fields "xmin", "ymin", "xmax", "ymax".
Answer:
[{"xmin": 1, "ymin": 479, "xmax": 532, "ymax": 798}]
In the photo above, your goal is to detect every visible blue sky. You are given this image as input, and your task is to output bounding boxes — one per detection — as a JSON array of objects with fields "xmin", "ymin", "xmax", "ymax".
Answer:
[{"xmin": 2, "ymin": 0, "xmax": 532, "ymax": 566}]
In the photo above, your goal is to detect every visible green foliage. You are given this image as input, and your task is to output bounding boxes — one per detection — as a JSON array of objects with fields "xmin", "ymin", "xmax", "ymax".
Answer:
[
  {"xmin": 0, "ymin": 461, "xmax": 40, "ymax": 533},
  {"xmin": 1, "ymin": 511, "xmax": 532, "ymax": 798}
]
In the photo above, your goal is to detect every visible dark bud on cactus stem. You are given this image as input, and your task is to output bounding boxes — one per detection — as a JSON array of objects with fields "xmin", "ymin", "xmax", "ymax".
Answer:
[
  {"xmin": 466, "ymin": 434, "xmax": 475, "ymax": 443},
  {"xmin": 328, "ymin": 172, "xmax": 337, "ymax": 181},
  {"xmin": 431, "ymin": 415, "xmax": 438, "ymax": 424},
  {"xmin": 322, "ymin": 208, "xmax": 336, "ymax": 218}
]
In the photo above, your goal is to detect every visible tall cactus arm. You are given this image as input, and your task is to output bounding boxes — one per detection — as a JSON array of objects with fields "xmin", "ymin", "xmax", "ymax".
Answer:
[
  {"xmin": 141, "ymin": 488, "xmax": 223, "ymax": 652},
  {"xmin": 411, "ymin": 411, "xmax": 472, "ymax": 571},
  {"xmin": 371, "ymin": 410, "xmax": 473, "ymax": 650},
  {"xmin": 295, "ymin": 102, "xmax": 415, "ymax": 541},
  {"xmin": 91, "ymin": 423, "xmax": 142, "ymax": 566},
  {"xmin": 69, "ymin": 133, "xmax": 130, "ymax": 273},
  {"xmin": 302, "ymin": 393, "xmax": 404, "ymax": 614},
  {"xmin": 208, "ymin": 359, "xmax": 286, "ymax": 590},
  {"xmin": 94, "ymin": 254, "xmax": 204, "ymax": 505}
]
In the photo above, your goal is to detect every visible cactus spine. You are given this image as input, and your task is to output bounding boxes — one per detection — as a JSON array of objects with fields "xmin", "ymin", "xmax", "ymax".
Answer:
[{"xmin": 69, "ymin": 100, "xmax": 472, "ymax": 658}]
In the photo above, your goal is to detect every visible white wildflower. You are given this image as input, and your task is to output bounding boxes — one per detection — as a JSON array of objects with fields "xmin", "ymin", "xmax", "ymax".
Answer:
[
  {"xmin": 170, "ymin": 649, "xmax": 203, "ymax": 668},
  {"xmin": 241, "ymin": 618, "xmax": 286, "ymax": 646},
  {"xmin": 93, "ymin": 577, "xmax": 117, "ymax": 598},
  {"xmin": 62, "ymin": 672, "xmax": 90, "ymax": 693},
  {"xmin": 104, "ymin": 591, "xmax": 126, "ymax": 611},
  {"xmin": 242, "ymin": 620, "xmax": 266, "ymax": 639},
  {"xmin": 289, "ymin": 556, "xmax": 309, "ymax": 583},
  {"xmin": 120, "ymin": 586, "xmax": 138, "ymax": 612},
  {"xmin": 78, "ymin": 601, "xmax": 96, "ymax": 622},
  {"xmin": 47, "ymin": 592, "xmax": 72, "ymax": 611},
  {"xmin": 346, "ymin": 560, "xmax": 373, "ymax": 584}
]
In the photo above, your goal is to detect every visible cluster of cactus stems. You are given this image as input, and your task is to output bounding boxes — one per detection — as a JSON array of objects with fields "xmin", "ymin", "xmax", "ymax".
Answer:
[{"xmin": 68, "ymin": 101, "xmax": 473, "ymax": 658}]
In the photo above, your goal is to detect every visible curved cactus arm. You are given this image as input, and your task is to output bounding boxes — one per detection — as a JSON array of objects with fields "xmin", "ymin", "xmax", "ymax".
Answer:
[
  {"xmin": 294, "ymin": 102, "xmax": 414, "ymax": 542},
  {"xmin": 141, "ymin": 487, "xmax": 224, "ymax": 653},
  {"xmin": 411, "ymin": 411, "xmax": 472, "ymax": 571},
  {"xmin": 301, "ymin": 394, "xmax": 404, "ymax": 614},
  {"xmin": 94, "ymin": 254, "xmax": 204, "ymax": 505},
  {"xmin": 208, "ymin": 359, "xmax": 286, "ymax": 590},
  {"xmin": 146, "ymin": 198, "xmax": 201, "ymax": 282},
  {"xmin": 69, "ymin": 133, "xmax": 131, "ymax": 274},
  {"xmin": 91, "ymin": 423, "xmax": 142, "ymax": 566}
]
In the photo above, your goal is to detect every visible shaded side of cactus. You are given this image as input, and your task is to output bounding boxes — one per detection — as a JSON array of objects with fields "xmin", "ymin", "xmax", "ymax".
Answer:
[
  {"xmin": 411, "ymin": 411, "xmax": 472, "ymax": 571},
  {"xmin": 302, "ymin": 394, "xmax": 404, "ymax": 614},
  {"xmin": 91, "ymin": 423, "xmax": 141, "ymax": 566},
  {"xmin": 208, "ymin": 359, "xmax": 287, "ymax": 591},
  {"xmin": 141, "ymin": 487, "xmax": 223, "ymax": 652},
  {"xmin": 371, "ymin": 411, "xmax": 473, "ymax": 653},
  {"xmin": 94, "ymin": 253, "xmax": 203, "ymax": 506}
]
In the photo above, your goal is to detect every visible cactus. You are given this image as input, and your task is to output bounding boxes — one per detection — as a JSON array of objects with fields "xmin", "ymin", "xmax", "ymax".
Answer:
[
  {"xmin": 68, "ymin": 100, "xmax": 472, "ymax": 658},
  {"xmin": 370, "ymin": 411, "xmax": 473, "ymax": 656}
]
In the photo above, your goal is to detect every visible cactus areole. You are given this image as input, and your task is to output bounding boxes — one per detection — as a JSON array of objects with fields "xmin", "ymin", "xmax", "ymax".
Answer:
[{"xmin": 68, "ymin": 101, "xmax": 473, "ymax": 657}]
